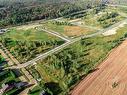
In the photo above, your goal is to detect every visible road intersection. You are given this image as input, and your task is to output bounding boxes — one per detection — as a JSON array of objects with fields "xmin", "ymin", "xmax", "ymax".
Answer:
[
  {"xmin": 7, "ymin": 17, "xmax": 127, "ymax": 69},
  {"xmin": 1, "ymin": 4, "xmax": 127, "ymax": 95}
]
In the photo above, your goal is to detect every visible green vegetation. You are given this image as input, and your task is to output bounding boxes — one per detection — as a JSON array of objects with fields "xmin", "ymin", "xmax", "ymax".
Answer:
[
  {"xmin": 64, "ymin": 4, "xmax": 106, "ymax": 20},
  {"xmin": 42, "ymin": 21, "xmax": 96, "ymax": 37},
  {"xmin": 97, "ymin": 12, "xmax": 123, "ymax": 28},
  {"xmin": 0, "ymin": 2, "xmax": 83, "ymax": 28},
  {"xmin": 1, "ymin": 28, "xmax": 60, "ymax": 41},
  {"xmin": 59, "ymin": 5, "xmax": 127, "ymax": 30},
  {"xmin": 28, "ymin": 25, "xmax": 127, "ymax": 95},
  {"xmin": 0, "ymin": 69, "xmax": 25, "ymax": 95},
  {"xmin": 82, "ymin": 7, "xmax": 125, "ymax": 28},
  {"xmin": 0, "ymin": 0, "xmax": 105, "ymax": 28},
  {"xmin": 0, "ymin": 29, "xmax": 64, "ymax": 63},
  {"xmin": 0, "ymin": 55, "xmax": 5, "ymax": 63},
  {"xmin": 0, "ymin": 70, "xmax": 16, "ymax": 86},
  {"xmin": 1, "ymin": 1, "xmax": 127, "ymax": 95}
]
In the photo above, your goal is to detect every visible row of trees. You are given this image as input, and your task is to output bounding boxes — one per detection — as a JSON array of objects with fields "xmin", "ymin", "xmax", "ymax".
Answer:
[
  {"xmin": 64, "ymin": 4, "xmax": 106, "ymax": 20},
  {"xmin": 51, "ymin": 21, "xmax": 73, "ymax": 26}
]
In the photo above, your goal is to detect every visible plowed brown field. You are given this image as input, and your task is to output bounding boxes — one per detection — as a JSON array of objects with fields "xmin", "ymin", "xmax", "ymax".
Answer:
[{"xmin": 71, "ymin": 40, "xmax": 127, "ymax": 95}]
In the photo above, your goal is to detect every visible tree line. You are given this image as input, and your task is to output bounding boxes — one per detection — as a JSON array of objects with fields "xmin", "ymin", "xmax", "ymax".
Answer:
[{"xmin": 0, "ymin": 0, "xmax": 106, "ymax": 28}]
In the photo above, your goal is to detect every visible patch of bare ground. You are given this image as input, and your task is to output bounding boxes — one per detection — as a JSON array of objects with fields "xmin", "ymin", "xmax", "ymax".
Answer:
[{"xmin": 64, "ymin": 26, "xmax": 93, "ymax": 37}]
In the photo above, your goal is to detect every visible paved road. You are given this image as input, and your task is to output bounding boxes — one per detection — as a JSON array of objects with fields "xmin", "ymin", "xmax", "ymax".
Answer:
[
  {"xmin": 7, "ymin": 17, "xmax": 127, "ymax": 69},
  {"xmin": 38, "ymin": 28, "xmax": 71, "ymax": 42}
]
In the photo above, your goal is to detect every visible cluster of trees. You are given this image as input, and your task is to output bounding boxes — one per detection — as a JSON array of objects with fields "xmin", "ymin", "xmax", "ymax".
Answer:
[
  {"xmin": 1, "ymin": 37, "xmax": 64, "ymax": 63},
  {"xmin": 0, "ymin": 55, "xmax": 5, "ymax": 63},
  {"xmin": 65, "ymin": 11, "xmax": 87, "ymax": 20},
  {"xmin": 64, "ymin": 4, "xmax": 106, "ymax": 20},
  {"xmin": 0, "ymin": 0, "xmax": 107, "ymax": 28},
  {"xmin": 97, "ymin": 12, "xmax": 119, "ymax": 22},
  {"xmin": 0, "ymin": 69, "xmax": 26, "ymax": 95},
  {"xmin": 51, "ymin": 21, "xmax": 73, "ymax": 26},
  {"xmin": 97, "ymin": 12, "xmax": 120, "ymax": 28},
  {"xmin": 0, "ymin": 2, "xmax": 83, "ymax": 28}
]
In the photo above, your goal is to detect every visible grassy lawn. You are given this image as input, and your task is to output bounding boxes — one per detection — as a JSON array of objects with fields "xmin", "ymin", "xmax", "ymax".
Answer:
[
  {"xmin": 28, "ymin": 24, "xmax": 127, "ymax": 95},
  {"xmin": 2, "ymin": 28, "xmax": 60, "ymax": 41}
]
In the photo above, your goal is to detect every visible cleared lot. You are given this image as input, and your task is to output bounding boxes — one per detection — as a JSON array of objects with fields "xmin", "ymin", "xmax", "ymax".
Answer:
[
  {"xmin": 72, "ymin": 40, "xmax": 127, "ymax": 95},
  {"xmin": 42, "ymin": 21, "xmax": 96, "ymax": 37}
]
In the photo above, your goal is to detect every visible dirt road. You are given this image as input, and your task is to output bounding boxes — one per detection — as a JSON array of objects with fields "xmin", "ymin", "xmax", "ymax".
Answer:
[{"xmin": 71, "ymin": 40, "xmax": 127, "ymax": 95}]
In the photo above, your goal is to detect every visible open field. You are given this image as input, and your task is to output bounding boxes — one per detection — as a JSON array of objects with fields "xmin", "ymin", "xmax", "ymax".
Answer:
[
  {"xmin": 71, "ymin": 39, "xmax": 127, "ymax": 95},
  {"xmin": 2, "ymin": 28, "xmax": 60, "ymax": 41},
  {"xmin": 42, "ymin": 21, "xmax": 97, "ymax": 37}
]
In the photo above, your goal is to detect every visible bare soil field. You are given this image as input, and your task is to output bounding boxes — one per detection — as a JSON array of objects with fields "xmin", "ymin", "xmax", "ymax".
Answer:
[
  {"xmin": 64, "ymin": 26, "xmax": 94, "ymax": 37},
  {"xmin": 71, "ymin": 40, "xmax": 127, "ymax": 95}
]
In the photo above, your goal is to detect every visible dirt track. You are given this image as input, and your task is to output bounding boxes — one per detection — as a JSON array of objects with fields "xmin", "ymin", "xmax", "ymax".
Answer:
[{"xmin": 71, "ymin": 40, "xmax": 127, "ymax": 95}]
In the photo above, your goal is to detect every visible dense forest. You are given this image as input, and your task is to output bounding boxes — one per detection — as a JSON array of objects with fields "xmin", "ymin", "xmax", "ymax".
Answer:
[{"xmin": 0, "ymin": 0, "xmax": 105, "ymax": 28}]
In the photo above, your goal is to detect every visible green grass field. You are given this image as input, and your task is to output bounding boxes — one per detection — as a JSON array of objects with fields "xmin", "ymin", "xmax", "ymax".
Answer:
[{"xmin": 2, "ymin": 28, "xmax": 60, "ymax": 41}]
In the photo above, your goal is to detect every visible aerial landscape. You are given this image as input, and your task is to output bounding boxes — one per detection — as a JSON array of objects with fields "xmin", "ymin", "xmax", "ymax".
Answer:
[{"xmin": 1, "ymin": 0, "xmax": 127, "ymax": 95}]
